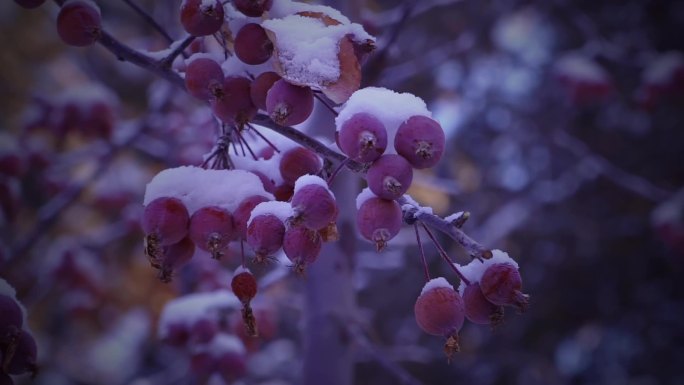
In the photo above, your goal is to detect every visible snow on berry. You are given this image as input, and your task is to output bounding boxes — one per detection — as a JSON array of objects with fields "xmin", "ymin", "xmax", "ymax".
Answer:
[
  {"xmin": 158, "ymin": 289, "xmax": 240, "ymax": 341},
  {"xmin": 247, "ymin": 201, "xmax": 294, "ymax": 227},
  {"xmin": 420, "ymin": 277, "xmax": 453, "ymax": 295},
  {"xmin": 143, "ymin": 167, "xmax": 273, "ymax": 215},
  {"xmin": 355, "ymin": 187, "xmax": 377, "ymax": 210},
  {"xmin": 293, "ymin": 174, "xmax": 331, "ymax": 195},
  {"xmin": 335, "ymin": 87, "xmax": 432, "ymax": 154},
  {"xmin": 456, "ymin": 249, "xmax": 520, "ymax": 295}
]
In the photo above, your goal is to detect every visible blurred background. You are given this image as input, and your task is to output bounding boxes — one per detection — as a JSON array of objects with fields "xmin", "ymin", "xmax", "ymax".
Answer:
[{"xmin": 1, "ymin": 0, "xmax": 683, "ymax": 384}]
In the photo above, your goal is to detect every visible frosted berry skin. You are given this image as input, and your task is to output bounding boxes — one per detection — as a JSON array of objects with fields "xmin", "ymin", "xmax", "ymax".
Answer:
[
  {"xmin": 266, "ymin": 80, "xmax": 314, "ymax": 126},
  {"xmin": 180, "ymin": 0, "xmax": 225, "ymax": 37},
  {"xmin": 291, "ymin": 184, "xmax": 336, "ymax": 231},
  {"xmin": 463, "ymin": 282, "xmax": 504, "ymax": 326},
  {"xmin": 414, "ymin": 285, "xmax": 465, "ymax": 360},
  {"xmin": 211, "ymin": 77, "xmax": 257, "ymax": 126},
  {"xmin": 283, "ymin": 225, "xmax": 322, "ymax": 274},
  {"xmin": 6, "ymin": 330, "xmax": 37, "ymax": 375},
  {"xmin": 233, "ymin": 195, "xmax": 270, "ymax": 240},
  {"xmin": 185, "ymin": 58, "xmax": 225, "ymax": 101},
  {"xmin": 231, "ymin": 271, "xmax": 257, "ymax": 304},
  {"xmin": 480, "ymin": 263, "xmax": 529, "ymax": 312},
  {"xmin": 234, "ymin": 23, "xmax": 274, "ymax": 65},
  {"xmin": 395, "ymin": 116, "xmax": 445, "ymax": 169},
  {"xmin": 246, "ymin": 214, "xmax": 285, "ymax": 262},
  {"xmin": 142, "ymin": 197, "xmax": 190, "ymax": 246},
  {"xmin": 57, "ymin": 0, "xmax": 102, "ymax": 47},
  {"xmin": 14, "ymin": 0, "xmax": 46, "ymax": 9},
  {"xmin": 250, "ymin": 72, "xmax": 281, "ymax": 110},
  {"xmin": 415, "ymin": 287, "xmax": 465, "ymax": 336},
  {"xmin": 356, "ymin": 197, "xmax": 402, "ymax": 251},
  {"xmin": 232, "ymin": 0, "xmax": 273, "ymax": 17},
  {"xmin": 366, "ymin": 154, "xmax": 413, "ymax": 200},
  {"xmin": 158, "ymin": 236, "xmax": 195, "ymax": 283},
  {"xmin": 337, "ymin": 113, "xmax": 388, "ymax": 163},
  {"xmin": 279, "ymin": 147, "xmax": 322, "ymax": 185},
  {"xmin": 0, "ymin": 294, "xmax": 23, "ymax": 333},
  {"xmin": 189, "ymin": 206, "xmax": 235, "ymax": 259}
]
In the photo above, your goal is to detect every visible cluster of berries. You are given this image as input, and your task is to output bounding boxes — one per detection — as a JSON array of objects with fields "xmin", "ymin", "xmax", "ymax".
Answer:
[
  {"xmin": 0, "ymin": 281, "xmax": 38, "ymax": 385},
  {"xmin": 414, "ymin": 250, "xmax": 529, "ymax": 360},
  {"xmin": 141, "ymin": 166, "xmax": 338, "ymax": 281},
  {"xmin": 158, "ymin": 286, "xmax": 278, "ymax": 383}
]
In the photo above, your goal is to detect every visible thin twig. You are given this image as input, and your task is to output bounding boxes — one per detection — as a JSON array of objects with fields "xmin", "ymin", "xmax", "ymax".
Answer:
[
  {"xmin": 160, "ymin": 35, "xmax": 195, "ymax": 68},
  {"xmin": 120, "ymin": 0, "xmax": 176, "ymax": 45},
  {"xmin": 420, "ymin": 222, "xmax": 470, "ymax": 285},
  {"xmin": 414, "ymin": 224, "xmax": 431, "ymax": 282},
  {"xmin": 314, "ymin": 93, "xmax": 339, "ymax": 116}
]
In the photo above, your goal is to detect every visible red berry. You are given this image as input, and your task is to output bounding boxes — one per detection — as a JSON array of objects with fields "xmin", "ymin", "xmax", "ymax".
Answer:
[
  {"xmin": 211, "ymin": 77, "xmax": 257, "ymax": 126},
  {"xmin": 141, "ymin": 197, "xmax": 190, "ymax": 246},
  {"xmin": 266, "ymin": 80, "xmax": 314, "ymax": 126},
  {"xmin": 291, "ymin": 183, "xmax": 336, "ymax": 231},
  {"xmin": 356, "ymin": 197, "xmax": 402, "ymax": 251},
  {"xmin": 395, "ymin": 115, "xmax": 445, "ymax": 169},
  {"xmin": 231, "ymin": 269, "xmax": 257, "ymax": 304},
  {"xmin": 158, "ymin": 236, "xmax": 195, "ymax": 283},
  {"xmin": 57, "ymin": 0, "xmax": 102, "ymax": 47},
  {"xmin": 0, "ymin": 294, "xmax": 23, "ymax": 334},
  {"xmin": 233, "ymin": 195, "xmax": 270, "ymax": 240},
  {"xmin": 189, "ymin": 206, "xmax": 235, "ymax": 259},
  {"xmin": 414, "ymin": 280, "xmax": 465, "ymax": 359},
  {"xmin": 234, "ymin": 23, "xmax": 274, "ymax": 65},
  {"xmin": 337, "ymin": 112, "xmax": 388, "ymax": 163},
  {"xmin": 246, "ymin": 214, "xmax": 285, "ymax": 262},
  {"xmin": 283, "ymin": 225, "xmax": 322, "ymax": 274},
  {"xmin": 180, "ymin": 0, "xmax": 225, "ymax": 37},
  {"xmin": 250, "ymin": 72, "xmax": 281, "ymax": 110},
  {"xmin": 366, "ymin": 154, "xmax": 413, "ymax": 200},
  {"xmin": 185, "ymin": 57, "xmax": 224, "ymax": 101},
  {"xmin": 278, "ymin": 147, "xmax": 322, "ymax": 185},
  {"xmin": 480, "ymin": 263, "xmax": 529, "ymax": 312},
  {"xmin": 462, "ymin": 282, "xmax": 504, "ymax": 326}
]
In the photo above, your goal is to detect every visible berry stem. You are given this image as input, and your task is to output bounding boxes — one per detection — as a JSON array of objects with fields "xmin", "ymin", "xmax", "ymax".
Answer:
[
  {"xmin": 159, "ymin": 35, "xmax": 195, "ymax": 68},
  {"xmin": 313, "ymin": 92, "xmax": 339, "ymax": 116},
  {"xmin": 420, "ymin": 222, "xmax": 470, "ymax": 286},
  {"xmin": 413, "ymin": 224, "xmax": 431, "ymax": 282},
  {"xmin": 327, "ymin": 158, "xmax": 349, "ymax": 186}
]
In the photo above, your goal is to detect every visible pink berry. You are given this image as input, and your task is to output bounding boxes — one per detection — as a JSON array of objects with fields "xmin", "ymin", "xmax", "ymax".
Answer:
[
  {"xmin": 480, "ymin": 263, "xmax": 529, "ymax": 312},
  {"xmin": 180, "ymin": 0, "xmax": 224, "ymax": 37},
  {"xmin": 356, "ymin": 197, "xmax": 402, "ymax": 251},
  {"xmin": 231, "ymin": 270, "xmax": 257, "ymax": 304},
  {"xmin": 232, "ymin": 0, "xmax": 272, "ymax": 17},
  {"xmin": 366, "ymin": 154, "xmax": 413, "ymax": 200},
  {"xmin": 414, "ymin": 284, "xmax": 464, "ymax": 359},
  {"xmin": 266, "ymin": 80, "xmax": 314, "ymax": 126},
  {"xmin": 250, "ymin": 72, "xmax": 281, "ymax": 110},
  {"xmin": 246, "ymin": 214, "xmax": 285, "ymax": 262},
  {"xmin": 57, "ymin": 0, "xmax": 102, "ymax": 47},
  {"xmin": 142, "ymin": 197, "xmax": 190, "ymax": 246},
  {"xmin": 211, "ymin": 77, "xmax": 257, "ymax": 126},
  {"xmin": 158, "ymin": 236, "xmax": 195, "ymax": 283},
  {"xmin": 283, "ymin": 225, "xmax": 322, "ymax": 274},
  {"xmin": 163, "ymin": 322, "xmax": 190, "ymax": 347},
  {"xmin": 279, "ymin": 147, "xmax": 322, "ymax": 185},
  {"xmin": 395, "ymin": 115, "xmax": 445, "ymax": 169},
  {"xmin": 234, "ymin": 23, "xmax": 274, "ymax": 65},
  {"xmin": 233, "ymin": 195, "xmax": 270, "ymax": 240},
  {"xmin": 337, "ymin": 113, "xmax": 387, "ymax": 162},
  {"xmin": 185, "ymin": 57, "xmax": 224, "ymax": 101},
  {"xmin": 291, "ymin": 184, "xmax": 336, "ymax": 231},
  {"xmin": 190, "ymin": 318, "xmax": 218, "ymax": 344},
  {"xmin": 189, "ymin": 206, "xmax": 235, "ymax": 259},
  {"xmin": 463, "ymin": 282, "xmax": 504, "ymax": 326}
]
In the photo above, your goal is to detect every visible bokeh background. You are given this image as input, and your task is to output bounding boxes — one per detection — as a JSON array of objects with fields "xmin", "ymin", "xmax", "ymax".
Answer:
[{"xmin": 1, "ymin": 0, "xmax": 683, "ymax": 384}]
